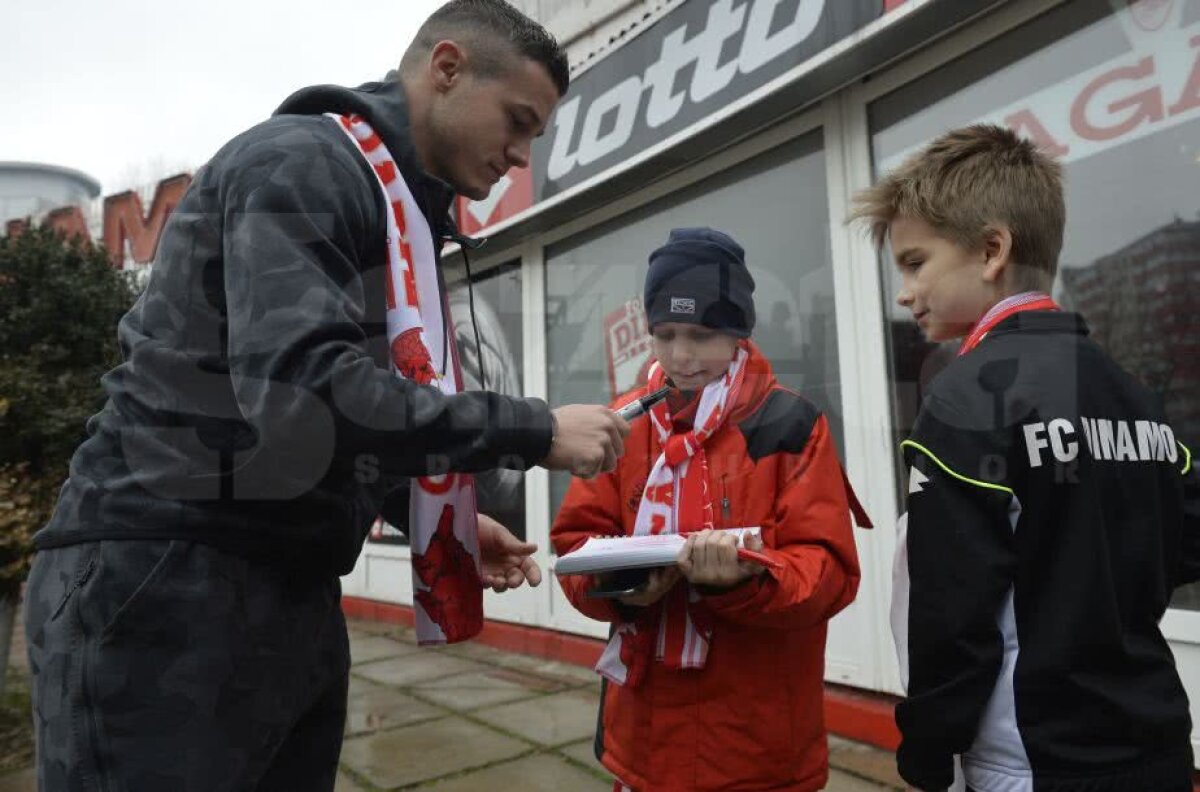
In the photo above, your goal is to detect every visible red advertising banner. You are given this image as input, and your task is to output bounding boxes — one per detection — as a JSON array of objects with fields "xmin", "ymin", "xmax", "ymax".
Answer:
[
  {"xmin": 603, "ymin": 297, "xmax": 654, "ymax": 401},
  {"xmin": 455, "ymin": 166, "xmax": 534, "ymax": 237}
]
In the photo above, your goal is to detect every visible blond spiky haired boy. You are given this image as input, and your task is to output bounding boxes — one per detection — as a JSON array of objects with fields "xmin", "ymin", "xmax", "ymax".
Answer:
[{"xmin": 853, "ymin": 124, "xmax": 1198, "ymax": 792}]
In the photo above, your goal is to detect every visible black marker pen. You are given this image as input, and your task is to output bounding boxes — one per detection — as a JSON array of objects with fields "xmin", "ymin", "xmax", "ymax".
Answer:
[{"xmin": 614, "ymin": 385, "xmax": 671, "ymax": 422}]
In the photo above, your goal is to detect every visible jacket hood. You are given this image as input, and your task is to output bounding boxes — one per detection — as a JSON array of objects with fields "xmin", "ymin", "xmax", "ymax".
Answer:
[{"xmin": 275, "ymin": 72, "xmax": 457, "ymax": 232}]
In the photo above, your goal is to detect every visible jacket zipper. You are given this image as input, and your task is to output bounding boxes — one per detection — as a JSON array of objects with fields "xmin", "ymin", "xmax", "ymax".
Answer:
[
  {"xmin": 51, "ymin": 557, "xmax": 95, "ymax": 621},
  {"xmin": 721, "ymin": 475, "xmax": 731, "ymax": 522}
]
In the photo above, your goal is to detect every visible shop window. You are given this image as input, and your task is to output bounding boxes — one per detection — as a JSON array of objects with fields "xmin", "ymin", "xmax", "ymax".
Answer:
[
  {"xmin": 544, "ymin": 131, "xmax": 842, "ymax": 524},
  {"xmin": 366, "ymin": 261, "xmax": 528, "ymax": 544},
  {"xmin": 869, "ymin": 0, "xmax": 1200, "ymax": 608}
]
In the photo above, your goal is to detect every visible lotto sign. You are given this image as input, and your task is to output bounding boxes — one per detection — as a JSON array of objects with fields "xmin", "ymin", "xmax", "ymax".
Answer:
[{"xmin": 533, "ymin": 0, "xmax": 880, "ymax": 198}]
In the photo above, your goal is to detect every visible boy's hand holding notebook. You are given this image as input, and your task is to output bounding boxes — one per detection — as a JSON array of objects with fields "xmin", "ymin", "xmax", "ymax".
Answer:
[{"xmin": 556, "ymin": 527, "xmax": 780, "ymax": 576}]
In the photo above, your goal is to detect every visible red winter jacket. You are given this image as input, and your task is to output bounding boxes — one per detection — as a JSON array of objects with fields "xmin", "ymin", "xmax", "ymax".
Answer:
[{"xmin": 551, "ymin": 344, "xmax": 861, "ymax": 792}]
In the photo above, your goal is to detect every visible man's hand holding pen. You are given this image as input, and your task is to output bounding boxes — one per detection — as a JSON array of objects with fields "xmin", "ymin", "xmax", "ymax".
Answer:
[
  {"xmin": 539, "ymin": 386, "xmax": 671, "ymax": 479},
  {"xmin": 540, "ymin": 405, "xmax": 630, "ymax": 478}
]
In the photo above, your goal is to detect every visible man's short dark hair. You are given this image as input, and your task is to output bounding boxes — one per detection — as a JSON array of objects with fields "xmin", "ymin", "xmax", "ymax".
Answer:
[{"xmin": 402, "ymin": 0, "xmax": 570, "ymax": 96}]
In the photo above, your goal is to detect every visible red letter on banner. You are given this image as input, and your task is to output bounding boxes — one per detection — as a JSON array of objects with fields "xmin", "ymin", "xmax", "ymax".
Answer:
[
  {"xmin": 1071, "ymin": 57, "xmax": 1164, "ymax": 142},
  {"xmin": 102, "ymin": 174, "xmax": 191, "ymax": 267}
]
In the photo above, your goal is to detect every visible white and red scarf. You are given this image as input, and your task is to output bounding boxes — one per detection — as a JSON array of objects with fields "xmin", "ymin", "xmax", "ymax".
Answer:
[
  {"xmin": 332, "ymin": 113, "xmax": 483, "ymax": 646},
  {"xmin": 596, "ymin": 345, "xmax": 750, "ymax": 687}
]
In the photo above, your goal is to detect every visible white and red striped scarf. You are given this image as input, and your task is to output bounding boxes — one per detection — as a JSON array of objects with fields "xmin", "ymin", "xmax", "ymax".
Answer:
[
  {"xmin": 331, "ymin": 113, "xmax": 483, "ymax": 646},
  {"xmin": 596, "ymin": 345, "xmax": 750, "ymax": 686}
]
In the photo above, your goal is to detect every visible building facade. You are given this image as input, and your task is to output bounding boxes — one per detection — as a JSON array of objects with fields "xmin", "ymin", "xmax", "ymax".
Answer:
[
  {"xmin": 11, "ymin": 0, "xmax": 1193, "ymax": 762},
  {"xmin": 0, "ymin": 162, "xmax": 100, "ymax": 228},
  {"xmin": 340, "ymin": 0, "xmax": 1200, "ymax": 764}
]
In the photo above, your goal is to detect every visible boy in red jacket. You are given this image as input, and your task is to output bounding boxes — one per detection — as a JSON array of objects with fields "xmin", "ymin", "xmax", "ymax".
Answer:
[{"xmin": 551, "ymin": 227, "xmax": 862, "ymax": 792}]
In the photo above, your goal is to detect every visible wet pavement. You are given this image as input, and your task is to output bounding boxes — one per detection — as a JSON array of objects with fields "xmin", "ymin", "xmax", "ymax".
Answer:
[{"xmin": 0, "ymin": 616, "xmax": 904, "ymax": 791}]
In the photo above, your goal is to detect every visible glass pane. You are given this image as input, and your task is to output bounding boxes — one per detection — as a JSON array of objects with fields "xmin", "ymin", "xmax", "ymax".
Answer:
[
  {"xmin": 545, "ymin": 131, "xmax": 841, "ymax": 531},
  {"xmin": 868, "ymin": 0, "xmax": 1200, "ymax": 608},
  {"xmin": 453, "ymin": 261, "xmax": 528, "ymax": 541},
  {"xmin": 367, "ymin": 260, "xmax": 528, "ymax": 545}
]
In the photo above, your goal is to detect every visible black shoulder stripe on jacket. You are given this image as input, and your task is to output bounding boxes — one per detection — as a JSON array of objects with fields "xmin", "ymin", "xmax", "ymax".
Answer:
[{"xmin": 738, "ymin": 389, "xmax": 820, "ymax": 462}]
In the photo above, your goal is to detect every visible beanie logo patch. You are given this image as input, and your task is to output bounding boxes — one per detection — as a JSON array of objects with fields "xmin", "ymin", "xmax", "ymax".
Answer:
[{"xmin": 670, "ymin": 297, "xmax": 696, "ymax": 315}]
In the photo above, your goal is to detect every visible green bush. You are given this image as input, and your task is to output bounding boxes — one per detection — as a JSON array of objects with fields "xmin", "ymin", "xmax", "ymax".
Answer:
[
  {"xmin": 0, "ymin": 465, "xmax": 60, "ymax": 601},
  {"xmin": 0, "ymin": 226, "xmax": 137, "ymax": 598}
]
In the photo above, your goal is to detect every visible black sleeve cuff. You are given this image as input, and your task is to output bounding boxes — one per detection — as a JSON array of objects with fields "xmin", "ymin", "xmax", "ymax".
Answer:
[
  {"xmin": 496, "ymin": 397, "xmax": 554, "ymax": 470},
  {"xmin": 897, "ymin": 741, "xmax": 954, "ymax": 792},
  {"xmin": 378, "ymin": 482, "xmax": 412, "ymax": 533}
]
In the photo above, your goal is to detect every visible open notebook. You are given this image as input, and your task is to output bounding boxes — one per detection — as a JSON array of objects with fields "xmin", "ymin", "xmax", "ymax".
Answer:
[{"xmin": 555, "ymin": 528, "xmax": 762, "ymax": 575}]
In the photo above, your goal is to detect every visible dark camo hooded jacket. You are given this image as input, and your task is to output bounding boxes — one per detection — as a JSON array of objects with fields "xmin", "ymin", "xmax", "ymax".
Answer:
[{"xmin": 34, "ymin": 76, "xmax": 554, "ymax": 576}]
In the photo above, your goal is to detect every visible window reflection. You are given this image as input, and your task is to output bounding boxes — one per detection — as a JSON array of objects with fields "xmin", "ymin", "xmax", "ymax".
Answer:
[
  {"xmin": 367, "ymin": 261, "xmax": 527, "ymax": 544},
  {"xmin": 544, "ymin": 132, "xmax": 842, "ymax": 529},
  {"xmin": 870, "ymin": 0, "xmax": 1200, "ymax": 608}
]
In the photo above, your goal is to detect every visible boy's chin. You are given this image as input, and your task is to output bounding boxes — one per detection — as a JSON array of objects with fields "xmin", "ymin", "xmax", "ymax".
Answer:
[
  {"xmin": 667, "ymin": 373, "xmax": 721, "ymax": 391},
  {"xmin": 920, "ymin": 321, "xmax": 971, "ymax": 345},
  {"xmin": 922, "ymin": 329, "xmax": 951, "ymax": 344}
]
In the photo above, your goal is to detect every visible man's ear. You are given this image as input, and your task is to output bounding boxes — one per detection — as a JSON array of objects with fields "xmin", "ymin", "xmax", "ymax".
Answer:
[
  {"xmin": 428, "ymin": 40, "xmax": 467, "ymax": 93},
  {"xmin": 981, "ymin": 225, "xmax": 1014, "ymax": 284}
]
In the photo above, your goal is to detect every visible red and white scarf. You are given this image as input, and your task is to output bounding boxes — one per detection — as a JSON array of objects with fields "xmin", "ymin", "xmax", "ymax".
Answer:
[
  {"xmin": 332, "ymin": 113, "xmax": 483, "ymax": 646},
  {"xmin": 596, "ymin": 345, "xmax": 750, "ymax": 686}
]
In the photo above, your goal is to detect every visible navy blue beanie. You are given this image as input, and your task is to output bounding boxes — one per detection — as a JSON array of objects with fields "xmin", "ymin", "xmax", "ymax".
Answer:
[{"xmin": 644, "ymin": 228, "xmax": 756, "ymax": 338}]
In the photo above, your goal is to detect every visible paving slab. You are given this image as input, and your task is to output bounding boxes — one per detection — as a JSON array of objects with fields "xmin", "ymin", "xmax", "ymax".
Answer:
[
  {"xmin": 333, "ymin": 770, "xmax": 367, "ymax": 792},
  {"xmin": 540, "ymin": 750, "xmax": 897, "ymax": 791},
  {"xmin": 340, "ymin": 716, "xmax": 529, "ymax": 789},
  {"xmin": 828, "ymin": 735, "xmax": 905, "ymax": 790},
  {"xmin": 399, "ymin": 630, "xmax": 604, "ymax": 685},
  {"xmin": 347, "ymin": 620, "xmax": 418, "ymax": 644},
  {"xmin": 347, "ymin": 621, "xmax": 398, "ymax": 637},
  {"xmin": 3, "ymin": 611, "xmax": 901, "ymax": 791},
  {"xmin": 0, "ymin": 770, "xmax": 34, "ymax": 792},
  {"xmin": 345, "ymin": 677, "xmax": 444, "ymax": 736},
  {"xmin": 388, "ymin": 625, "xmax": 419, "ymax": 645},
  {"xmin": 496, "ymin": 655, "xmax": 605, "ymax": 688},
  {"xmin": 472, "ymin": 688, "xmax": 601, "ymax": 747},
  {"xmin": 559, "ymin": 738, "xmax": 607, "ymax": 776},
  {"xmin": 424, "ymin": 752, "xmax": 612, "ymax": 792},
  {"xmin": 349, "ymin": 633, "xmax": 423, "ymax": 666},
  {"xmin": 412, "ymin": 667, "xmax": 565, "ymax": 711},
  {"xmin": 350, "ymin": 653, "xmax": 482, "ymax": 688},
  {"xmin": 825, "ymin": 767, "xmax": 901, "ymax": 791}
]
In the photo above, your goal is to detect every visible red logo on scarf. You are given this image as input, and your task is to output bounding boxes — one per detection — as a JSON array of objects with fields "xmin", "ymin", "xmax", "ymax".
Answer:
[
  {"xmin": 391, "ymin": 328, "xmax": 437, "ymax": 385},
  {"xmin": 412, "ymin": 505, "xmax": 484, "ymax": 644}
]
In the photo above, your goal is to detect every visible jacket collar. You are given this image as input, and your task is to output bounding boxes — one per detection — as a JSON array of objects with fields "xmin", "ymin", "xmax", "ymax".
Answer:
[
  {"xmin": 275, "ymin": 73, "xmax": 458, "ymax": 238},
  {"xmin": 989, "ymin": 310, "xmax": 1090, "ymax": 338},
  {"xmin": 726, "ymin": 341, "xmax": 778, "ymax": 423}
]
